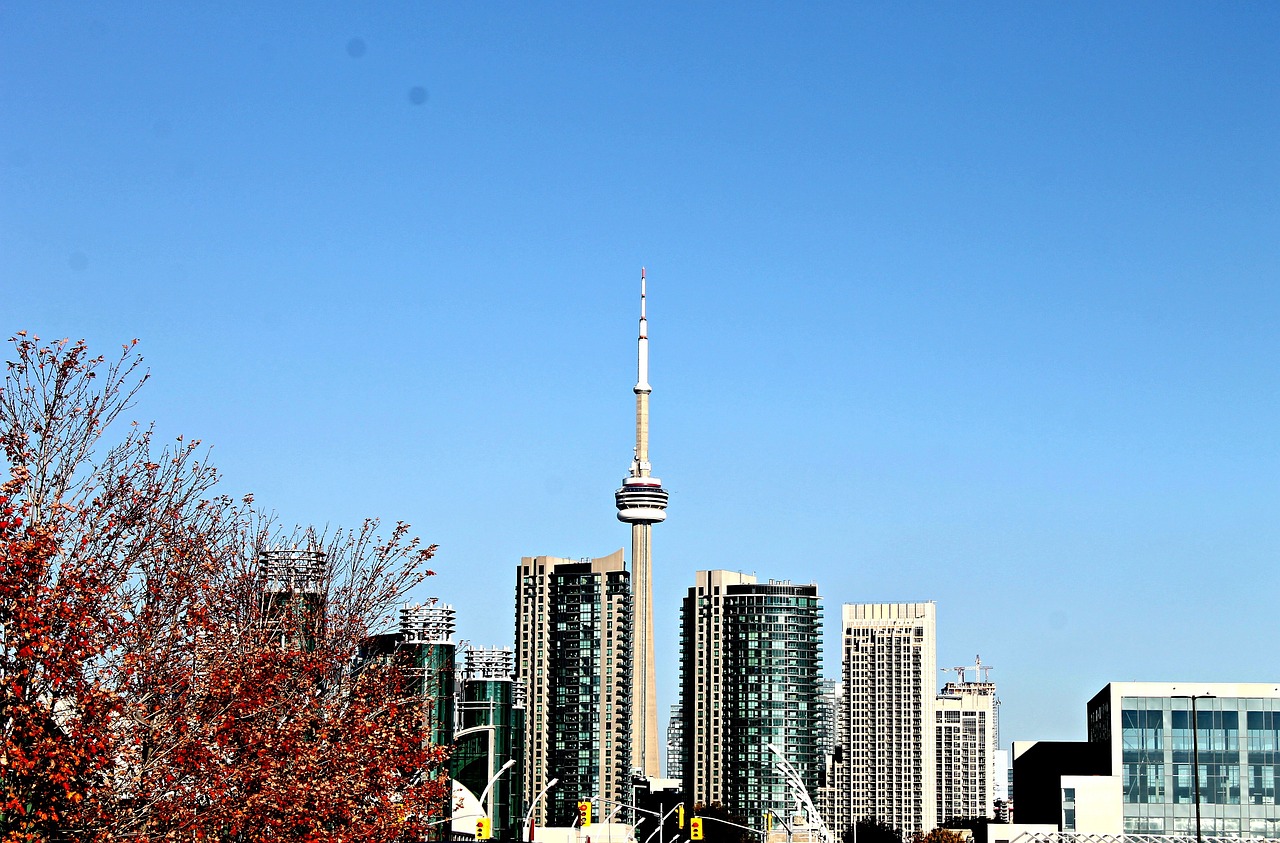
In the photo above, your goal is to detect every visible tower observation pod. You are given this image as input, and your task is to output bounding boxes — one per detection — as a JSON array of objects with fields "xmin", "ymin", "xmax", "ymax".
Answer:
[
  {"xmin": 614, "ymin": 477, "xmax": 669, "ymax": 524},
  {"xmin": 616, "ymin": 267, "xmax": 667, "ymax": 778}
]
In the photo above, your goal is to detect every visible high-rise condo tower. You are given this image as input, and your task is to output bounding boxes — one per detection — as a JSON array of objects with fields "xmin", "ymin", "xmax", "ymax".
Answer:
[{"xmin": 614, "ymin": 268, "xmax": 669, "ymax": 778}]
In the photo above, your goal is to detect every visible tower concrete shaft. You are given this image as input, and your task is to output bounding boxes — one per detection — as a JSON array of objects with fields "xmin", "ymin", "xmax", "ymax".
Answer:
[{"xmin": 614, "ymin": 268, "xmax": 668, "ymax": 778}]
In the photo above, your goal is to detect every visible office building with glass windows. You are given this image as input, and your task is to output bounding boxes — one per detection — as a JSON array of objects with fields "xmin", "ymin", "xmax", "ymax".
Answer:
[
  {"xmin": 515, "ymin": 551, "xmax": 633, "ymax": 827},
  {"xmin": 1011, "ymin": 682, "xmax": 1280, "ymax": 840},
  {"xmin": 1091, "ymin": 682, "xmax": 1280, "ymax": 837},
  {"xmin": 679, "ymin": 571, "xmax": 823, "ymax": 820}
]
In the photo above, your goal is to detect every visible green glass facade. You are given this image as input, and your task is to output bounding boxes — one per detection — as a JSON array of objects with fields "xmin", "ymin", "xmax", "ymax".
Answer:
[
  {"xmin": 681, "ymin": 574, "xmax": 822, "ymax": 820},
  {"xmin": 453, "ymin": 652, "xmax": 525, "ymax": 839}
]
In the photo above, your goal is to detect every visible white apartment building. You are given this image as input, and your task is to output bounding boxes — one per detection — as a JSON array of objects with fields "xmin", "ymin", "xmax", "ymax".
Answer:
[
  {"xmin": 837, "ymin": 602, "xmax": 938, "ymax": 837},
  {"xmin": 936, "ymin": 677, "xmax": 998, "ymax": 825}
]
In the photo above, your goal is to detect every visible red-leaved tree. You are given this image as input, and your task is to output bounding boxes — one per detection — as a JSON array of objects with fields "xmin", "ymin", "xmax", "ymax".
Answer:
[{"xmin": 0, "ymin": 334, "xmax": 448, "ymax": 842}]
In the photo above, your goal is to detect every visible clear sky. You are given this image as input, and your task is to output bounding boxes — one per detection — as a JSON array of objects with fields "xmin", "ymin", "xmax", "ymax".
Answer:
[{"xmin": 3, "ymin": 2, "xmax": 1278, "ymax": 753}]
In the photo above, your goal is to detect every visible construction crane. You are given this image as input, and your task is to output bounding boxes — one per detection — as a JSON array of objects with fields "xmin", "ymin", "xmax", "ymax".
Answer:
[{"xmin": 942, "ymin": 655, "xmax": 994, "ymax": 684}]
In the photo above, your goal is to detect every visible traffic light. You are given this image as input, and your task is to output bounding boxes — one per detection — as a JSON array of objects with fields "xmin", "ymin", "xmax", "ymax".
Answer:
[
  {"xmin": 677, "ymin": 805, "xmax": 685, "ymax": 829},
  {"xmin": 577, "ymin": 800, "xmax": 593, "ymax": 827},
  {"xmin": 765, "ymin": 812, "xmax": 773, "ymax": 833},
  {"xmin": 476, "ymin": 818, "xmax": 492, "ymax": 840},
  {"xmin": 690, "ymin": 817, "xmax": 704, "ymax": 840}
]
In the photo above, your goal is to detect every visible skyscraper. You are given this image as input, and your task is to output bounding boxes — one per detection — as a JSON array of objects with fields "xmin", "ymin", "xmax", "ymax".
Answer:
[
  {"xmin": 356, "ymin": 600, "xmax": 457, "ymax": 837},
  {"xmin": 515, "ymin": 551, "xmax": 634, "ymax": 825},
  {"xmin": 837, "ymin": 602, "xmax": 938, "ymax": 837},
  {"xmin": 454, "ymin": 646, "xmax": 524, "ymax": 839},
  {"xmin": 935, "ymin": 660, "xmax": 998, "ymax": 825},
  {"xmin": 680, "ymin": 571, "xmax": 823, "ymax": 818},
  {"xmin": 400, "ymin": 602, "xmax": 457, "ymax": 749},
  {"xmin": 614, "ymin": 269, "xmax": 669, "ymax": 778}
]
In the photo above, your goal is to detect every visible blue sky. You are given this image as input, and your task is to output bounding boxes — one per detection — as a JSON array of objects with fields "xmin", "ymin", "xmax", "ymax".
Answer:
[{"xmin": 3, "ymin": 2, "xmax": 1278, "ymax": 753}]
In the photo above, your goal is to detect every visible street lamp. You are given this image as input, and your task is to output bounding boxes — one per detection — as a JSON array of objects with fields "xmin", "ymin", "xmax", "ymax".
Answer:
[
  {"xmin": 643, "ymin": 802, "xmax": 685, "ymax": 843},
  {"xmin": 768, "ymin": 745, "xmax": 833, "ymax": 843},
  {"xmin": 1173, "ymin": 693, "xmax": 1216, "ymax": 843},
  {"xmin": 479, "ymin": 758, "xmax": 518, "ymax": 827},
  {"xmin": 525, "ymin": 777, "xmax": 560, "ymax": 842}
]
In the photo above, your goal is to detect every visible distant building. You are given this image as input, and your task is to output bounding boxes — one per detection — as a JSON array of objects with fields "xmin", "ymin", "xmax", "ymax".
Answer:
[
  {"xmin": 515, "ymin": 552, "xmax": 633, "ymax": 826},
  {"xmin": 1011, "ymin": 681, "xmax": 1280, "ymax": 839},
  {"xmin": 680, "ymin": 571, "xmax": 823, "ymax": 819},
  {"xmin": 666, "ymin": 704, "xmax": 684, "ymax": 781},
  {"xmin": 816, "ymin": 678, "xmax": 841, "ymax": 763},
  {"xmin": 935, "ymin": 661, "xmax": 999, "ymax": 825},
  {"xmin": 835, "ymin": 602, "xmax": 938, "ymax": 837},
  {"xmin": 817, "ymin": 679, "xmax": 846, "ymax": 832}
]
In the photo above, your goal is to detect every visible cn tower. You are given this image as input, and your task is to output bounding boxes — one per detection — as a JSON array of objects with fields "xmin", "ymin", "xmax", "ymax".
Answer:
[{"xmin": 614, "ymin": 268, "xmax": 669, "ymax": 778}]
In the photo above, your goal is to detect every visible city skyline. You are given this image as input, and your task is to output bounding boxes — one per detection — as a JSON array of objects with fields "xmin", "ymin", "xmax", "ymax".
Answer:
[{"xmin": 3, "ymin": 2, "xmax": 1278, "ymax": 757}]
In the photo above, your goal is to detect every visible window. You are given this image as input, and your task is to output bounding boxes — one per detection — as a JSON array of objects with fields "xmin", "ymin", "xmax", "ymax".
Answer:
[{"xmin": 1123, "ymin": 762, "xmax": 1165, "ymax": 803}]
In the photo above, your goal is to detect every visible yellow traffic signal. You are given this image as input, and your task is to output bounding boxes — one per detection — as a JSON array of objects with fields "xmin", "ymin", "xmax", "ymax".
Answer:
[
  {"xmin": 765, "ymin": 812, "xmax": 773, "ymax": 832},
  {"xmin": 677, "ymin": 805, "xmax": 685, "ymax": 829},
  {"xmin": 578, "ymin": 800, "xmax": 593, "ymax": 827},
  {"xmin": 476, "ymin": 818, "xmax": 492, "ymax": 840},
  {"xmin": 691, "ymin": 817, "xmax": 704, "ymax": 840}
]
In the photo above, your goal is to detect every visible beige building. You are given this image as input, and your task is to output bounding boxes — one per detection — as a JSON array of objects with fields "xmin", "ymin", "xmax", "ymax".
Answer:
[
  {"xmin": 836, "ymin": 602, "xmax": 938, "ymax": 837},
  {"xmin": 935, "ymin": 674, "xmax": 998, "ymax": 825},
  {"xmin": 515, "ymin": 551, "xmax": 633, "ymax": 825}
]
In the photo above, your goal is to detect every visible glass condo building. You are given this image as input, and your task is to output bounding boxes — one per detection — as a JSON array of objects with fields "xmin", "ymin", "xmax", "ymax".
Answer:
[{"xmin": 680, "ymin": 571, "xmax": 822, "ymax": 820}]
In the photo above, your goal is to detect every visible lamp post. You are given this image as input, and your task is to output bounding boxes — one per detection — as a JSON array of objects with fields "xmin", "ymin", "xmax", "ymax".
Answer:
[
  {"xmin": 478, "ymin": 758, "xmax": 517, "ymax": 831},
  {"xmin": 643, "ymin": 801, "xmax": 685, "ymax": 843},
  {"xmin": 594, "ymin": 797, "xmax": 663, "ymax": 837},
  {"xmin": 1173, "ymin": 693, "xmax": 1216, "ymax": 843},
  {"xmin": 525, "ymin": 777, "xmax": 559, "ymax": 842},
  {"xmin": 768, "ymin": 745, "xmax": 833, "ymax": 843}
]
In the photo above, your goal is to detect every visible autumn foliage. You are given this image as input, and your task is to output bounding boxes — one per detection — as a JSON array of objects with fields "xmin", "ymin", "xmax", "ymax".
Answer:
[{"xmin": 0, "ymin": 335, "xmax": 447, "ymax": 841}]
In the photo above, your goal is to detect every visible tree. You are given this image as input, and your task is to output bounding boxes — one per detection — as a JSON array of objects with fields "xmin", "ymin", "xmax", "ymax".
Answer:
[
  {"xmin": 0, "ymin": 334, "xmax": 446, "ymax": 841},
  {"xmin": 912, "ymin": 829, "xmax": 967, "ymax": 843},
  {"xmin": 691, "ymin": 802, "xmax": 753, "ymax": 843},
  {"xmin": 842, "ymin": 818, "xmax": 903, "ymax": 843}
]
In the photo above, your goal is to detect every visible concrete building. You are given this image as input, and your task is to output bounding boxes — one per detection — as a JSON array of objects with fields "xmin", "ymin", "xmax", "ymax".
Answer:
[
  {"xmin": 516, "ymin": 551, "xmax": 633, "ymax": 826},
  {"xmin": 1012, "ymin": 681, "xmax": 1280, "ymax": 840},
  {"xmin": 679, "ymin": 571, "xmax": 823, "ymax": 819},
  {"xmin": 936, "ymin": 661, "xmax": 999, "ymax": 825},
  {"xmin": 836, "ymin": 602, "xmax": 938, "ymax": 837},
  {"xmin": 614, "ymin": 269, "xmax": 669, "ymax": 779}
]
